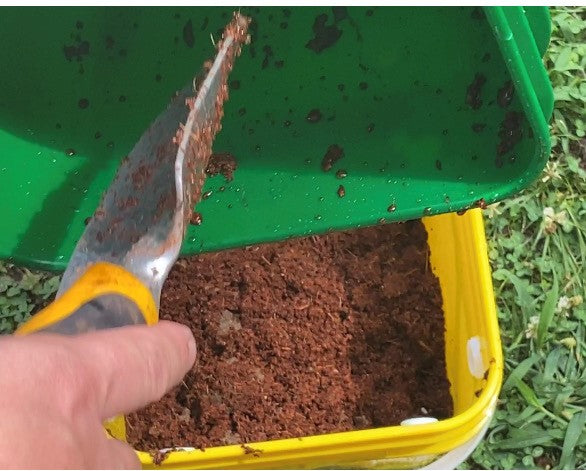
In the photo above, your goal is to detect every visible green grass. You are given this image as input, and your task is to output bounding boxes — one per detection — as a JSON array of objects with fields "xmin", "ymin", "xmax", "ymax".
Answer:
[
  {"xmin": 462, "ymin": 7, "xmax": 586, "ymax": 470},
  {"xmin": 0, "ymin": 263, "xmax": 59, "ymax": 334},
  {"xmin": 0, "ymin": 6, "xmax": 585, "ymax": 470}
]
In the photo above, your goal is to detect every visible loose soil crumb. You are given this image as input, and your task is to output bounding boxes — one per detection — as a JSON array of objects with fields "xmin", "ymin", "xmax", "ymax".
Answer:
[
  {"xmin": 306, "ymin": 13, "xmax": 343, "ymax": 53},
  {"xmin": 126, "ymin": 221, "xmax": 453, "ymax": 450},
  {"xmin": 465, "ymin": 73, "xmax": 486, "ymax": 110},
  {"xmin": 190, "ymin": 211, "xmax": 203, "ymax": 226},
  {"xmin": 497, "ymin": 111, "xmax": 523, "ymax": 157},
  {"xmin": 321, "ymin": 144, "xmax": 344, "ymax": 171},
  {"xmin": 205, "ymin": 152, "xmax": 238, "ymax": 182},
  {"xmin": 183, "ymin": 19, "xmax": 195, "ymax": 48},
  {"xmin": 306, "ymin": 108, "xmax": 323, "ymax": 123},
  {"xmin": 497, "ymin": 80, "xmax": 515, "ymax": 108}
]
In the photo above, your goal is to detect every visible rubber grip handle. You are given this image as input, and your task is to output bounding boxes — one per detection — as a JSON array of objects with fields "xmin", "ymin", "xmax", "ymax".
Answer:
[{"xmin": 16, "ymin": 262, "xmax": 158, "ymax": 335}]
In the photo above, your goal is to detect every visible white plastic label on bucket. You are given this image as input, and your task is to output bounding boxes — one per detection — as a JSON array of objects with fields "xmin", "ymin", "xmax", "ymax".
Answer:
[
  {"xmin": 400, "ymin": 417, "xmax": 439, "ymax": 426},
  {"xmin": 466, "ymin": 335, "xmax": 486, "ymax": 379}
]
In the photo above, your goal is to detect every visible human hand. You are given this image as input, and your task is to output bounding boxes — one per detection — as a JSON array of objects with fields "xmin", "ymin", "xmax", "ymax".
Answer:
[{"xmin": 0, "ymin": 321, "xmax": 196, "ymax": 469}]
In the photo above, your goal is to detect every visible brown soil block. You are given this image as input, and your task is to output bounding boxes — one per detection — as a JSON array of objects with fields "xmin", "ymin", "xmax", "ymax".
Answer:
[{"xmin": 126, "ymin": 220, "xmax": 453, "ymax": 450}]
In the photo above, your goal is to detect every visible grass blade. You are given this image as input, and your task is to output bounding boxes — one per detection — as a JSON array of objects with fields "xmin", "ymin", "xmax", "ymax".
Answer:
[
  {"xmin": 503, "ymin": 353, "xmax": 540, "ymax": 391},
  {"xmin": 537, "ymin": 274, "xmax": 559, "ymax": 349},
  {"xmin": 495, "ymin": 435, "xmax": 554, "ymax": 450},
  {"xmin": 514, "ymin": 378, "xmax": 542, "ymax": 409},
  {"xmin": 513, "ymin": 378, "xmax": 568, "ymax": 426},
  {"xmin": 560, "ymin": 410, "xmax": 586, "ymax": 469},
  {"xmin": 543, "ymin": 348, "xmax": 563, "ymax": 382}
]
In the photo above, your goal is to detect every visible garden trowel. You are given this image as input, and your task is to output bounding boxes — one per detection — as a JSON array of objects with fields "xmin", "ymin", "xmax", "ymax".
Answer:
[{"xmin": 16, "ymin": 13, "xmax": 250, "ymax": 336}]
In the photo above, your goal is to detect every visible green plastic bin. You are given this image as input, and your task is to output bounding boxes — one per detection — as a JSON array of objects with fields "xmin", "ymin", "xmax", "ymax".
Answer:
[{"xmin": 0, "ymin": 6, "xmax": 553, "ymax": 270}]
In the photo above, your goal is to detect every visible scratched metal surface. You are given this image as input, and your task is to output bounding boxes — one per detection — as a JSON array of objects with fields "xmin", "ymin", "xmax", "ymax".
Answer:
[{"xmin": 57, "ymin": 25, "xmax": 244, "ymax": 306}]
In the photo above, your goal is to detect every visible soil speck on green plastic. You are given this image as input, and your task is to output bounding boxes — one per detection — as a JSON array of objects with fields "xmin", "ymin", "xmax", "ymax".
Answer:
[
  {"xmin": 482, "ymin": 52, "xmax": 491, "ymax": 63},
  {"xmin": 470, "ymin": 7, "xmax": 485, "ymax": 20},
  {"xmin": 321, "ymin": 144, "xmax": 344, "ymax": 171},
  {"xmin": 466, "ymin": 73, "xmax": 486, "ymax": 110},
  {"xmin": 230, "ymin": 80, "xmax": 241, "ymax": 90},
  {"xmin": 472, "ymin": 123, "xmax": 486, "ymax": 133},
  {"xmin": 475, "ymin": 198, "xmax": 487, "ymax": 209},
  {"xmin": 497, "ymin": 81, "xmax": 515, "ymax": 108},
  {"xmin": 332, "ymin": 6, "xmax": 348, "ymax": 22},
  {"xmin": 183, "ymin": 19, "xmax": 194, "ymax": 48},
  {"xmin": 63, "ymin": 40, "xmax": 90, "ymax": 62},
  {"xmin": 306, "ymin": 108, "xmax": 323, "ymax": 123},
  {"xmin": 336, "ymin": 169, "xmax": 347, "ymax": 179},
  {"xmin": 206, "ymin": 152, "xmax": 238, "ymax": 182},
  {"xmin": 94, "ymin": 131, "xmax": 102, "ymax": 139},
  {"xmin": 337, "ymin": 185, "xmax": 346, "ymax": 198},
  {"xmin": 190, "ymin": 211, "xmax": 203, "ymax": 226},
  {"xmin": 367, "ymin": 123, "xmax": 375, "ymax": 133},
  {"xmin": 306, "ymin": 13, "xmax": 342, "ymax": 53},
  {"xmin": 65, "ymin": 148, "xmax": 76, "ymax": 157},
  {"xmin": 78, "ymin": 98, "xmax": 89, "ymax": 109},
  {"xmin": 435, "ymin": 160, "xmax": 442, "ymax": 171},
  {"xmin": 497, "ymin": 111, "xmax": 523, "ymax": 156},
  {"xmin": 359, "ymin": 81, "xmax": 368, "ymax": 90},
  {"xmin": 262, "ymin": 45, "xmax": 273, "ymax": 69}
]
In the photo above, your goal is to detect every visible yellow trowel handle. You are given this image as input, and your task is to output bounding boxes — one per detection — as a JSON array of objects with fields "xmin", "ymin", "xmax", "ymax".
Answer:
[{"xmin": 16, "ymin": 262, "xmax": 158, "ymax": 335}]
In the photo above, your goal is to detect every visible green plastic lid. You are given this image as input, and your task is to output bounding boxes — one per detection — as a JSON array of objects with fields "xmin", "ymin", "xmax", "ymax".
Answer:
[{"xmin": 0, "ymin": 6, "xmax": 553, "ymax": 270}]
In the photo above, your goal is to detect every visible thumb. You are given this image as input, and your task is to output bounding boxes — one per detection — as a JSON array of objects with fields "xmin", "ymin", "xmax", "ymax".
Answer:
[{"xmin": 69, "ymin": 320, "xmax": 196, "ymax": 419}]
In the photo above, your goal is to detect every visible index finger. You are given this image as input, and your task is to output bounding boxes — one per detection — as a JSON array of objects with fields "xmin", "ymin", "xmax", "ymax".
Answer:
[{"xmin": 71, "ymin": 320, "xmax": 196, "ymax": 419}]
